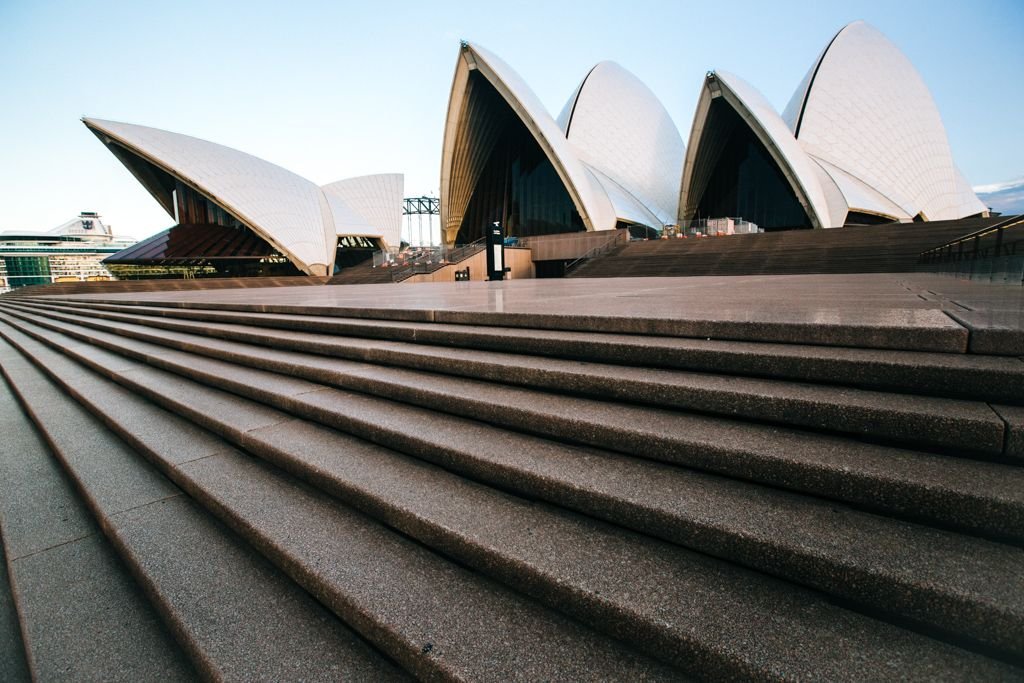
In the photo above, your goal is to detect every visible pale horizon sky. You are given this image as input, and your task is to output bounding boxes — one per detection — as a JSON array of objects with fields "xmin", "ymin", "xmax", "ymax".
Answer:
[{"xmin": 1, "ymin": 0, "xmax": 1021, "ymax": 239}]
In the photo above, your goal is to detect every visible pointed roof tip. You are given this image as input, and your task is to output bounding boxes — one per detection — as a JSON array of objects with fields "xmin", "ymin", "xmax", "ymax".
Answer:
[
  {"xmin": 791, "ymin": 17, "xmax": 985, "ymax": 221},
  {"xmin": 834, "ymin": 20, "xmax": 884, "ymax": 41},
  {"xmin": 82, "ymin": 117, "xmax": 126, "ymax": 133},
  {"xmin": 560, "ymin": 56, "xmax": 684, "ymax": 226}
]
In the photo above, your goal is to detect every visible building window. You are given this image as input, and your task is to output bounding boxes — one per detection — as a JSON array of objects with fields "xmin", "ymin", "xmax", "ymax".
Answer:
[{"xmin": 3, "ymin": 256, "xmax": 51, "ymax": 288}]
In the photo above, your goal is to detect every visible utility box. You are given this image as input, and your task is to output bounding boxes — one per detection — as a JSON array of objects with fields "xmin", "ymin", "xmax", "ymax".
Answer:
[{"xmin": 486, "ymin": 222, "xmax": 505, "ymax": 281}]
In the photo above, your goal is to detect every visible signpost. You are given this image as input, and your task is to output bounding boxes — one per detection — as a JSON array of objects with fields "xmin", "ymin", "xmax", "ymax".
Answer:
[{"xmin": 486, "ymin": 221, "xmax": 505, "ymax": 281}]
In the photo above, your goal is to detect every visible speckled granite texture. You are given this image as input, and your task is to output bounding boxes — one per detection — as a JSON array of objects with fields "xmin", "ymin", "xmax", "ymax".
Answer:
[{"xmin": 0, "ymin": 272, "xmax": 1021, "ymax": 680}]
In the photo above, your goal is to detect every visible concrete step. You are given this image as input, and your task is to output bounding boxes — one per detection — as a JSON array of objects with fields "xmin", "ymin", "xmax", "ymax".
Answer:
[
  {"xmin": 0, "ymin": 303, "xmax": 1011, "ymax": 458},
  {"xmin": 0, "ymin": 529, "xmax": 30, "ymax": 682},
  {"xmin": 0, "ymin": 322, "xmax": 683, "ymax": 681},
  {"xmin": 19, "ymin": 285, "xmax": 970, "ymax": 353},
  {"xmin": 0, "ymin": 334, "xmax": 407, "ymax": 681},
  {"xmin": 0, "ymin": 354, "xmax": 195, "ymax": 682},
  {"xmin": 23, "ymin": 297, "xmax": 1024, "ymax": 404},
  {"xmin": 3, "ymin": 307, "xmax": 1021, "ymax": 545},
  {"xmin": 566, "ymin": 219, "xmax": 1003, "ymax": 279},
  {"xmin": 12, "ymin": 301, "xmax": 1019, "ymax": 440},
  {"xmin": 2, "ymin": 314, "xmax": 1023, "ymax": 666}
]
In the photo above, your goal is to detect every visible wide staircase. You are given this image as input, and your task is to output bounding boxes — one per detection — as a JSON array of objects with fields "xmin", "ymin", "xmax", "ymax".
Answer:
[
  {"xmin": 4, "ymin": 275, "xmax": 328, "ymax": 298},
  {"xmin": 0, "ymin": 289, "xmax": 1022, "ymax": 680},
  {"xmin": 326, "ymin": 260, "xmax": 398, "ymax": 285},
  {"xmin": 571, "ymin": 216, "xmax": 1013, "ymax": 278}
]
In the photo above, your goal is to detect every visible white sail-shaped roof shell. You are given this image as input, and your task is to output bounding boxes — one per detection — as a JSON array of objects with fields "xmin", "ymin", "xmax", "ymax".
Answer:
[
  {"xmin": 440, "ymin": 42, "xmax": 617, "ymax": 241},
  {"xmin": 85, "ymin": 119, "xmax": 405, "ymax": 275},
  {"xmin": 84, "ymin": 118, "xmax": 337, "ymax": 275},
  {"xmin": 784, "ymin": 21, "xmax": 986, "ymax": 221},
  {"xmin": 558, "ymin": 61, "xmax": 684, "ymax": 227},
  {"xmin": 321, "ymin": 173, "xmax": 404, "ymax": 249},
  {"xmin": 680, "ymin": 71, "xmax": 836, "ymax": 229}
]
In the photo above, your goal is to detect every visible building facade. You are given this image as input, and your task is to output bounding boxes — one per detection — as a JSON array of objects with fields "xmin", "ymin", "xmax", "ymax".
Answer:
[{"xmin": 0, "ymin": 212, "xmax": 136, "ymax": 293}]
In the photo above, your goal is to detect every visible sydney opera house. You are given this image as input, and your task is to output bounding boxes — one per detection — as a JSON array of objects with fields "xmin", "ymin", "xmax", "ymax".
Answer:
[
  {"xmin": 680, "ymin": 21, "xmax": 987, "ymax": 231},
  {"xmin": 4, "ymin": 19, "xmax": 1021, "ymax": 683},
  {"xmin": 441, "ymin": 21, "xmax": 986, "ymax": 244},
  {"xmin": 86, "ymin": 20, "xmax": 989, "ymax": 278},
  {"xmin": 84, "ymin": 118, "xmax": 403, "ymax": 278}
]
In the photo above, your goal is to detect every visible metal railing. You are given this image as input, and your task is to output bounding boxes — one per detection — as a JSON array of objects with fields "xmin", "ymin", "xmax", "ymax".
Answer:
[
  {"xmin": 386, "ymin": 236, "xmax": 489, "ymax": 282},
  {"xmin": 918, "ymin": 215, "xmax": 1024, "ymax": 285},
  {"xmin": 563, "ymin": 230, "xmax": 630, "ymax": 275},
  {"xmin": 676, "ymin": 217, "xmax": 762, "ymax": 237}
]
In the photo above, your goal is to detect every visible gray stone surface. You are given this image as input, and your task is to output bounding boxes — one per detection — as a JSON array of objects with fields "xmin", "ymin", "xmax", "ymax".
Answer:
[
  {"xmin": 8, "ymin": 311, "xmax": 1024, "ymax": 659},
  {"xmin": 174, "ymin": 452, "xmax": 685, "ymax": 681},
  {"xmin": 10, "ymin": 535, "xmax": 194, "ymax": 681},
  {"xmin": 0, "ymin": 348, "xmax": 181, "ymax": 517},
  {"xmin": 3, "ymin": 273, "xmax": 1023, "ymax": 678},
  {"xmin": 290, "ymin": 382, "xmax": 1024, "ymax": 540},
  {"xmin": 0, "ymin": 318, "xmax": 683, "ymax": 679},
  {"xmin": 0, "ymin": 538, "xmax": 30, "ymax": 682},
  {"xmin": 14, "ymin": 297, "xmax": 1024, "ymax": 403},
  {"xmin": 902, "ymin": 276, "xmax": 1024, "ymax": 356},
  {"xmin": 993, "ymin": 404, "xmax": 1024, "ymax": 461},
  {"xmin": 3, "ymin": 302, "xmax": 1009, "ymax": 453},
  {"xmin": 0, "ymin": 322, "xmax": 406, "ymax": 681},
  {"xmin": 0, "ymin": 306, "xmax": 320, "ymax": 400},
  {"xmin": 5, "ymin": 309, "xmax": 1022, "ymax": 543},
  {"xmin": 0, "ymin": 338, "xmax": 193, "ymax": 681},
  {"xmin": 949, "ymin": 309, "xmax": 1024, "ymax": 356},
  {"xmin": 0, "ymin": 368, "xmax": 96, "ymax": 560},
  {"xmin": 109, "ymin": 496, "xmax": 407, "ymax": 682},
  {"xmin": 242, "ymin": 417, "xmax": 1024, "ymax": 656},
  {"xmin": 24, "ymin": 273, "xmax": 992, "ymax": 352}
]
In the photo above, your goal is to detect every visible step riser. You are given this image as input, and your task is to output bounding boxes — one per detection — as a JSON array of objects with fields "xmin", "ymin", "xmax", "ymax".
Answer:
[
  {"xmin": 2, "ymin": 293, "xmax": 969, "ymax": 352},
  {"xmin": 6, "ymin": 301, "xmax": 1013, "ymax": 451},
  {"xmin": 19, "ymin": 298, "xmax": 1024, "ymax": 405},
  {"xmin": 0, "ymin": 539, "xmax": 30, "ymax": 682},
  {"xmin": 0, "ymin": 322, "xmax": 684, "ymax": 681},
  {"xmin": 0, "ymin": 364, "xmax": 195, "ymax": 681},
  {"xmin": 0, "ymin": 337, "xmax": 407, "ymax": 681},
  {"xmin": 3, "ymin": 315, "xmax": 1023, "ymax": 660},
  {"xmin": 4, "ymin": 307, "xmax": 1022, "ymax": 551},
  {"xmin": 5, "ymin": 271, "xmax": 1022, "ymax": 679}
]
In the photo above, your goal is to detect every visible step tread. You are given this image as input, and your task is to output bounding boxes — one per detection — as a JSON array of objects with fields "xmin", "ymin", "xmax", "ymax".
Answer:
[
  {"xmin": 0, "ymin": 321, "xmax": 681, "ymax": 681},
  {"xmin": 24, "ymin": 282, "xmax": 971, "ymax": 352},
  {"xmin": 0, "ymin": 365, "xmax": 194, "ymax": 682},
  {"xmin": 10, "ymin": 301, "xmax": 1012, "ymax": 451},
  {"xmin": 994, "ymin": 404, "xmax": 1024, "ymax": 460},
  {"xmin": 0, "ymin": 331, "xmax": 407, "ymax": 681},
  {"xmin": 6, "ymin": 307, "xmax": 1022, "ymax": 543},
  {"xmin": 175, "ymin": 450, "xmax": 685, "ymax": 680},
  {"xmin": 0, "ymin": 535, "xmax": 30, "ymax": 682},
  {"xmin": 33, "ymin": 298, "xmax": 1024, "ymax": 403},
  {"xmin": 4, "ymin": 314, "xmax": 1024, "ymax": 665}
]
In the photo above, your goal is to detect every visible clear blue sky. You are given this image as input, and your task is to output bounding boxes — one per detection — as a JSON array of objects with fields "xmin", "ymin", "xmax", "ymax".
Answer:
[{"xmin": 1, "ymin": 0, "xmax": 1021, "ymax": 238}]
